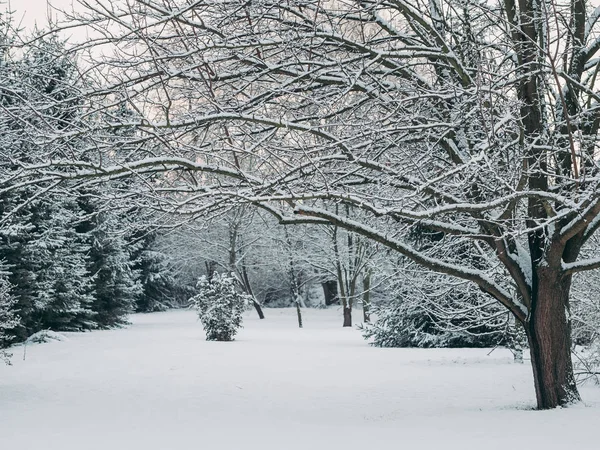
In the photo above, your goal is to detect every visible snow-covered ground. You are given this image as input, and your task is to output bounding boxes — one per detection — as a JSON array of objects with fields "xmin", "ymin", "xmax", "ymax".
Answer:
[{"xmin": 1, "ymin": 308, "xmax": 600, "ymax": 449}]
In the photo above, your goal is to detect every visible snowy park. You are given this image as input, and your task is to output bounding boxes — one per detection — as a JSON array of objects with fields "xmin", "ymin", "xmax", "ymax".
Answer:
[
  {"xmin": 2, "ymin": 308, "xmax": 600, "ymax": 450},
  {"xmin": 5, "ymin": 0, "xmax": 600, "ymax": 446}
]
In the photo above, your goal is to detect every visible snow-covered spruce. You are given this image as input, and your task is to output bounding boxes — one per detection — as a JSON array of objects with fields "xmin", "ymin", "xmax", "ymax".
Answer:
[
  {"xmin": 362, "ymin": 302, "xmax": 509, "ymax": 349},
  {"xmin": 190, "ymin": 273, "xmax": 250, "ymax": 341},
  {"xmin": 0, "ymin": 267, "xmax": 18, "ymax": 364}
]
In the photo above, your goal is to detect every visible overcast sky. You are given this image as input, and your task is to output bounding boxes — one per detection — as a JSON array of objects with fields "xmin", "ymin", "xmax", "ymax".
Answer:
[
  {"xmin": 12, "ymin": 0, "xmax": 600, "ymax": 36},
  {"xmin": 11, "ymin": 0, "xmax": 79, "ymax": 31}
]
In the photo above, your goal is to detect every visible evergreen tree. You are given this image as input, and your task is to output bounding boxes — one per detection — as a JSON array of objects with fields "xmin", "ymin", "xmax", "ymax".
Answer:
[
  {"xmin": 191, "ymin": 272, "xmax": 249, "ymax": 341},
  {"xmin": 0, "ymin": 32, "xmax": 97, "ymax": 339},
  {"xmin": 0, "ymin": 262, "xmax": 18, "ymax": 363},
  {"xmin": 82, "ymin": 205, "xmax": 141, "ymax": 328},
  {"xmin": 34, "ymin": 195, "xmax": 96, "ymax": 331},
  {"xmin": 131, "ymin": 231, "xmax": 177, "ymax": 312},
  {"xmin": 0, "ymin": 197, "xmax": 37, "ymax": 340},
  {"xmin": 0, "ymin": 193, "xmax": 97, "ymax": 337}
]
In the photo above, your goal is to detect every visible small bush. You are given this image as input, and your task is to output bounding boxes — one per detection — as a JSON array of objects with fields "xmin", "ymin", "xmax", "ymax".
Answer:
[
  {"xmin": 25, "ymin": 330, "xmax": 69, "ymax": 344},
  {"xmin": 190, "ymin": 273, "xmax": 250, "ymax": 341}
]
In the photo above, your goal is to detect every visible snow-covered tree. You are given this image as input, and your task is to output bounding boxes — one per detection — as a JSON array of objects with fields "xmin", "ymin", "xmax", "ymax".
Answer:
[
  {"xmin": 0, "ymin": 263, "xmax": 18, "ymax": 363},
  {"xmin": 0, "ymin": 31, "xmax": 97, "ymax": 338},
  {"xmin": 28, "ymin": 0, "xmax": 600, "ymax": 408},
  {"xmin": 29, "ymin": 194, "xmax": 96, "ymax": 332},
  {"xmin": 362, "ymin": 264, "xmax": 520, "ymax": 349},
  {"xmin": 158, "ymin": 207, "xmax": 271, "ymax": 318},
  {"xmin": 130, "ymin": 230, "xmax": 178, "ymax": 312},
  {"xmin": 329, "ymin": 221, "xmax": 378, "ymax": 327},
  {"xmin": 190, "ymin": 272, "xmax": 249, "ymax": 341},
  {"xmin": 84, "ymin": 207, "xmax": 141, "ymax": 328}
]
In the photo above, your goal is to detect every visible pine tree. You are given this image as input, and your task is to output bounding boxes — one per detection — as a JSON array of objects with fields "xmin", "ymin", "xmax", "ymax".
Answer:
[
  {"xmin": 34, "ymin": 195, "xmax": 96, "ymax": 331},
  {"xmin": 0, "ymin": 32, "xmax": 99, "ymax": 339},
  {"xmin": 83, "ymin": 206, "xmax": 141, "ymax": 328},
  {"xmin": 0, "ymin": 14, "xmax": 31, "ymax": 342},
  {"xmin": 0, "ymin": 193, "xmax": 97, "ymax": 337},
  {"xmin": 0, "ymin": 262, "xmax": 18, "ymax": 363},
  {"xmin": 131, "ymin": 231, "xmax": 177, "ymax": 312},
  {"xmin": 191, "ymin": 273, "xmax": 249, "ymax": 341},
  {"xmin": 0, "ymin": 196, "xmax": 38, "ymax": 340}
]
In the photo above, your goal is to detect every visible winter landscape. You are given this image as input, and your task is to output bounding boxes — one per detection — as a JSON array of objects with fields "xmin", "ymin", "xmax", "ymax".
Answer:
[
  {"xmin": 4, "ymin": 0, "xmax": 600, "ymax": 447},
  {"xmin": 3, "ymin": 308, "xmax": 600, "ymax": 450}
]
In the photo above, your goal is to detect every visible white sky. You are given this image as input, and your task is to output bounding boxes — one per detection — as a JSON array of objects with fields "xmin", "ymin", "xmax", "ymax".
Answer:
[
  {"xmin": 14, "ymin": 0, "xmax": 600, "ymax": 29},
  {"xmin": 10, "ymin": 0, "xmax": 79, "ymax": 31},
  {"xmin": 11, "ymin": 0, "xmax": 600, "ymax": 38}
]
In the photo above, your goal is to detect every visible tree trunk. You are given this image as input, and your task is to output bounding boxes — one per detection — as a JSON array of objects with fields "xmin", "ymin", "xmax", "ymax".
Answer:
[
  {"xmin": 251, "ymin": 299, "xmax": 265, "ymax": 320},
  {"xmin": 241, "ymin": 264, "xmax": 264, "ymax": 320},
  {"xmin": 205, "ymin": 261, "xmax": 217, "ymax": 281},
  {"xmin": 295, "ymin": 297, "xmax": 303, "ymax": 329},
  {"xmin": 362, "ymin": 270, "xmax": 371, "ymax": 323},
  {"xmin": 526, "ymin": 268, "xmax": 580, "ymax": 409},
  {"xmin": 342, "ymin": 301, "xmax": 352, "ymax": 327},
  {"xmin": 322, "ymin": 281, "xmax": 338, "ymax": 306}
]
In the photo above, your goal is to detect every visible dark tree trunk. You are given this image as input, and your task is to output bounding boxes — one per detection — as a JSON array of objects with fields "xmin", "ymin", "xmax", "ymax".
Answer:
[
  {"xmin": 251, "ymin": 299, "xmax": 265, "ymax": 320},
  {"xmin": 343, "ymin": 303, "xmax": 352, "ymax": 327},
  {"xmin": 526, "ymin": 268, "xmax": 580, "ymax": 409},
  {"xmin": 295, "ymin": 299, "xmax": 303, "ymax": 328},
  {"xmin": 205, "ymin": 261, "xmax": 217, "ymax": 281},
  {"xmin": 241, "ymin": 264, "xmax": 265, "ymax": 320},
  {"xmin": 362, "ymin": 271, "xmax": 371, "ymax": 323},
  {"xmin": 322, "ymin": 280, "xmax": 338, "ymax": 306}
]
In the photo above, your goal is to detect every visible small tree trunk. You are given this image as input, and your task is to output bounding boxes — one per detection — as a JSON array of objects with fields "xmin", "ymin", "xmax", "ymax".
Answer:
[
  {"xmin": 526, "ymin": 268, "xmax": 580, "ymax": 409},
  {"xmin": 295, "ymin": 295, "xmax": 303, "ymax": 329},
  {"xmin": 342, "ymin": 300, "xmax": 352, "ymax": 327},
  {"xmin": 205, "ymin": 261, "xmax": 217, "ymax": 281},
  {"xmin": 362, "ymin": 270, "xmax": 372, "ymax": 323},
  {"xmin": 241, "ymin": 264, "xmax": 265, "ymax": 320},
  {"xmin": 251, "ymin": 299, "xmax": 265, "ymax": 320}
]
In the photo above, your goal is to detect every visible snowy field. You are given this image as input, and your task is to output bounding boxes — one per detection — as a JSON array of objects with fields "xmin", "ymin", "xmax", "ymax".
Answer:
[{"xmin": 1, "ymin": 308, "xmax": 600, "ymax": 450}]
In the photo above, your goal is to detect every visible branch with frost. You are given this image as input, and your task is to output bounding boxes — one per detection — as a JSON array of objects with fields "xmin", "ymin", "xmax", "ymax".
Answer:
[
  {"xmin": 292, "ymin": 204, "xmax": 526, "ymax": 321},
  {"xmin": 23, "ymin": 157, "xmax": 263, "ymax": 185},
  {"xmin": 559, "ymin": 196, "xmax": 600, "ymax": 244},
  {"xmin": 563, "ymin": 258, "xmax": 600, "ymax": 275}
]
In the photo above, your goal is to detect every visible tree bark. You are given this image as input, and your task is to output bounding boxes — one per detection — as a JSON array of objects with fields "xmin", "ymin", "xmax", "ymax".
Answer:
[
  {"xmin": 343, "ymin": 302, "xmax": 352, "ymax": 327},
  {"xmin": 251, "ymin": 299, "xmax": 265, "ymax": 320},
  {"xmin": 205, "ymin": 261, "xmax": 217, "ymax": 281},
  {"xmin": 526, "ymin": 268, "xmax": 581, "ymax": 409},
  {"xmin": 322, "ymin": 281, "xmax": 338, "ymax": 306},
  {"xmin": 295, "ymin": 296, "xmax": 303, "ymax": 329},
  {"xmin": 362, "ymin": 270, "xmax": 371, "ymax": 323},
  {"xmin": 241, "ymin": 264, "xmax": 265, "ymax": 320}
]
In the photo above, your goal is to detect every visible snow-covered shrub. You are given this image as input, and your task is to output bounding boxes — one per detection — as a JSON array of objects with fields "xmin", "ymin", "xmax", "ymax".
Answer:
[
  {"xmin": 360, "ymin": 300, "xmax": 489, "ymax": 348},
  {"xmin": 362, "ymin": 299, "xmax": 514, "ymax": 348},
  {"xmin": 360, "ymin": 226, "xmax": 523, "ymax": 348},
  {"xmin": 360, "ymin": 301, "xmax": 415, "ymax": 347},
  {"xmin": 362, "ymin": 270, "xmax": 518, "ymax": 348},
  {"xmin": 190, "ymin": 273, "xmax": 250, "ymax": 341},
  {"xmin": 25, "ymin": 330, "xmax": 69, "ymax": 344}
]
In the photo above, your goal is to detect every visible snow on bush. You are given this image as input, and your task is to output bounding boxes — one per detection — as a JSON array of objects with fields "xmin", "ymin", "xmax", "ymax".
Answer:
[
  {"xmin": 361, "ymin": 284, "xmax": 520, "ymax": 349},
  {"xmin": 25, "ymin": 330, "xmax": 69, "ymax": 344},
  {"xmin": 190, "ymin": 273, "xmax": 250, "ymax": 341}
]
